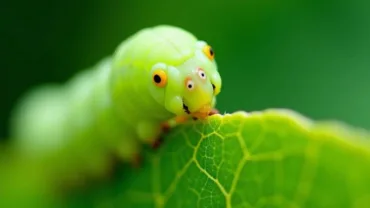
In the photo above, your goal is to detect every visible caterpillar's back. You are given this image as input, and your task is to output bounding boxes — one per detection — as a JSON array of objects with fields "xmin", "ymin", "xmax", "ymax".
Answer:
[
  {"xmin": 114, "ymin": 25, "xmax": 197, "ymax": 70},
  {"xmin": 9, "ymin": 84, "xmax": 68, "ymax": 154}
]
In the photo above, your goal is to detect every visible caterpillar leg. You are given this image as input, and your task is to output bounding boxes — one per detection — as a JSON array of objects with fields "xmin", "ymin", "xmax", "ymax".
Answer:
[
  {"xmin": 137, "ymin": 117, "xmax": 189, "ymax": 149},
  {"xmin": 161, "ymin": 115, "xmax": 189, "ymax": 132},
  {"xmin": 115, "ymin": 136, "xmax": 142, "ymax": 168},
  {"xmin": 136, "ymin": 121, "xmax": 163, "ymax": 149},
  {"xmin": 156, "ymin": 116, "xmax": 189, "ymax": 148},
  {"xmin": 131, "ymin": 153, "xmax": 142, "ymax": 169},
  {"xmin": 160, "ymin": 122, "xmax": 171, "ymax": 133},
  {"xmin": 209, "ymin": 108, "xmax": 220, "ymax": 115}
]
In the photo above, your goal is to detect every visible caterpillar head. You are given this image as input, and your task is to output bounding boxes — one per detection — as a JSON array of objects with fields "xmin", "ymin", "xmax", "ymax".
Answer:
[{"xmin": 149, "ymin": 41, "xmax": 222, "ymax": 119}]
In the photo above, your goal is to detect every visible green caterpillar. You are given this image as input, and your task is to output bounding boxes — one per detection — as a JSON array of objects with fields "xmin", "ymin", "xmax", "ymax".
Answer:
[{"xmin": 7, "ymin": 25, "xmax": 222, "ymax": 187}]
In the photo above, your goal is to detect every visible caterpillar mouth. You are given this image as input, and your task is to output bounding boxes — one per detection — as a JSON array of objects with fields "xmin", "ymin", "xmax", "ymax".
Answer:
[
  {"xmin": 182, "ymin": 101, "xmax": 190, "ymax": 114},
  {"xmin": 183, "ymin": 101, "xmax": 198, "ymax": 120},
  {"xmin": 182, "ymin": 99, "xmax": 212, "ymax": 120}
]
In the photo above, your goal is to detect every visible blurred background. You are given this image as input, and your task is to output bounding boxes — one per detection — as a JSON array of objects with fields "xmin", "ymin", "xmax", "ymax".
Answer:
[{"xmin": 2, "ymin": 0, "xmax": 370, "ymax": 139}]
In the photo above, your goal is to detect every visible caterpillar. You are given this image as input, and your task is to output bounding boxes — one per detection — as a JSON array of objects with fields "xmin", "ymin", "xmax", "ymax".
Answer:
[{"xmin": 7, "ymin": 25, "xmax": 222, "ymax": 189}]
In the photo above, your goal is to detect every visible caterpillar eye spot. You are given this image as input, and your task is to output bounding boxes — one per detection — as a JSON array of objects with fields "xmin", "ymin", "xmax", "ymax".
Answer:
[
  {"xmin": 154, "ymin": 75, "xmax": 161, "ymax": 83},
  {"xmin": 203, "ymin": 45, "xmax": 215, "ymax": 60},
  {"xmin": 197, "ymin": 68, "xmax": 206, "ymax": 80},
  {"xmin": 153, "ymin": 69, "xmax": 167, "ymax": 87},
  {"xmin": 186, "ymin": 79, "xmax": 195, "ymax": 91}
]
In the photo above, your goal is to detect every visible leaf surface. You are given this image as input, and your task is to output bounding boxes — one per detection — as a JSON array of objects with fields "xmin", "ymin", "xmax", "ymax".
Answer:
[{"xmin": 63, "ymin": 109, "xmax": 370, "ymax": 208}]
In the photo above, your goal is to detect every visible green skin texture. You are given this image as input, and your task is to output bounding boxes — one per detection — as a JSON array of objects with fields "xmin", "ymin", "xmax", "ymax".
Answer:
[{"xmin": 8, "ymin": 25, "xmax": 222, "ymax": 185}]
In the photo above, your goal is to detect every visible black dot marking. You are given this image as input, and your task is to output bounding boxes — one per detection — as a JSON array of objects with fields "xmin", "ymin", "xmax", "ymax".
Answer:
[
  {"xmin": 209, "ymin": 48, "xmax": 214, "ymax": 56},
  {"xmin": 183, "ymin": 102, "xmax": 190, "ymax": 114},
  {"xmin": 154, "ymin": 74, "xmax": 161, "ymax": 83},
  {"xmin": 212, "ymin": 84, "xmax": 215, "ymax": 90}
]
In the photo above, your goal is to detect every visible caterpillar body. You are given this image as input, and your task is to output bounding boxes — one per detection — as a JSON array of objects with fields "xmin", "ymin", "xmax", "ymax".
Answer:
[{"xmin": 8, "ymin": 25, "xmax": 222, "ymax": 187}]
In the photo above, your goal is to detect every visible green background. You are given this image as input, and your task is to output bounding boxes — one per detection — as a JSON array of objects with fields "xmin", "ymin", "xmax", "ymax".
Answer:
[{"xmin": 2, "ymin": 0, "xmax": 370, "ymax": 139}]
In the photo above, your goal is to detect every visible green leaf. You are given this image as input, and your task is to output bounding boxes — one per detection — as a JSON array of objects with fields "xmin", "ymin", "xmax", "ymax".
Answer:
[{"xmin": 60, "ymin": 109, "xmax": 370, "ymax": 208}]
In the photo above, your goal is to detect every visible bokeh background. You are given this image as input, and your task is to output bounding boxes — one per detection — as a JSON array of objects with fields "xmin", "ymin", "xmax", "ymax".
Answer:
[{"xmin": 2, "ymin": 0, "xmax": 370, "ymax": 139}]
